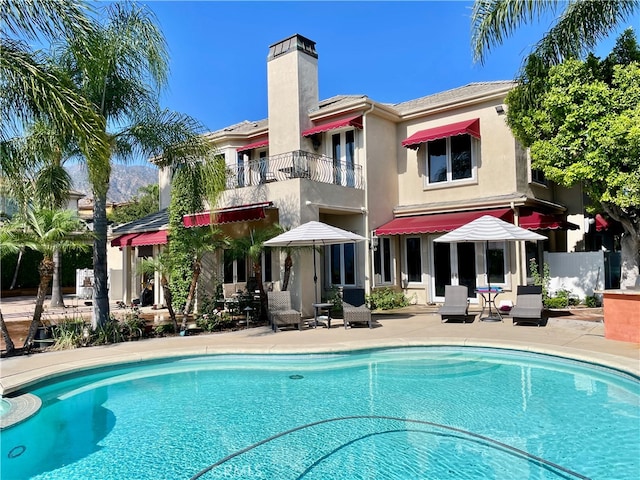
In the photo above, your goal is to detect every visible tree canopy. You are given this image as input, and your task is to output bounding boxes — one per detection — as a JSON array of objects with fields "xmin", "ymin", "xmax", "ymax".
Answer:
[{"xmin": 505, "ymin": 30, "xmax": 640, "ymax": 285}]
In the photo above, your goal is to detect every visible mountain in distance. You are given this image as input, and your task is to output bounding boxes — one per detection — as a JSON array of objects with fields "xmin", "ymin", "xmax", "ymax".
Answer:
[{"xmin": 66, "ymin": 164, "xmax": 158, "ymax": 203}]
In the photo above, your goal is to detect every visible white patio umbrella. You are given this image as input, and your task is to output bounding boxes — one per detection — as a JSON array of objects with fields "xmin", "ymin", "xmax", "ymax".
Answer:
[
  {"xmin": 264, "ymin": 221, "xmax": 366, "ymax": 303},
  {"xmin": 434, "ymin": 215, "xmax": 546, "ymax": 320}
]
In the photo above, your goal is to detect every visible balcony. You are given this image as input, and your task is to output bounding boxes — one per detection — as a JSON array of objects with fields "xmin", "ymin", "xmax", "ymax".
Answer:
[{"xmin": 226, "ymin": 150, "xmax": 364, "ymax": 190}]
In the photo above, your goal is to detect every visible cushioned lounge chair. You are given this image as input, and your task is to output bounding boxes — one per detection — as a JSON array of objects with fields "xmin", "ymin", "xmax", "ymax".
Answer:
[
  {"xmin": 511, "ymin": 285, "xmax": 544, "ymax": 326},
  {"xmin": 267, "ymin": 291, "xmax": 302, "ymax": 331},
  {"xmin": 438, "ymin": 285, "xmax": 472, "ymax": 323}
]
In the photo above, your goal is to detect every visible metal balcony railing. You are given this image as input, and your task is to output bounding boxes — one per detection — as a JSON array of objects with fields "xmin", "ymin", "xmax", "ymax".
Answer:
[{"xmin": 225, "ymin": 150, "xmax": 364, "ymax": 190}]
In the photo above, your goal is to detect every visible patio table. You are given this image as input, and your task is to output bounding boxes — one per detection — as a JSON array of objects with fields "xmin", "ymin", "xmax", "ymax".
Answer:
[{"xmin": 475, "ymin": 287, "xmax": 503, "ymax": 322}]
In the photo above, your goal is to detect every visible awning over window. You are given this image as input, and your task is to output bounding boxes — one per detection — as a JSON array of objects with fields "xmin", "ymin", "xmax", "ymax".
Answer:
[
  {"xmin": 518, "ymin": 210, "xmax": 579, "ymax": 231},
  {"xmin": 595, "ymin": 213, "xmax": 609, "ymax": 232},
  {"xmin": 236, "ymin": 139, "xmax": 269, "ymax": 152},
  {"xmin": 402, "ymin": 118, "xmax": 480, "ymax": 150},
  {"xmin": 111, "ymin": 230, "xmax": 168, "ymax": 248},
  {"xmin": 302, "ymin": 115, "xmax": 363, "ymax": 137},
  {"xmin": 183, "ymin": 202, "xmax": 272, "ymax": 228},
  {"xmin": 375, "ymin": 208, "xmax": 511, "ymax": 235}
]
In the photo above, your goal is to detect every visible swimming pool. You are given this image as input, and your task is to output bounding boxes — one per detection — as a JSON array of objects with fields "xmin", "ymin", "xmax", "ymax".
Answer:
[{"xmin": 1, "ymin": 347, "xmax": 638, "ymax": 479}]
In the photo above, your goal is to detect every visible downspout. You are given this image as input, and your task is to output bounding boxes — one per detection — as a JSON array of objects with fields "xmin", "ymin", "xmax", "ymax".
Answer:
[{"xmin": 362, "ymin": 103, "xmax": 375, "ymax": 294}]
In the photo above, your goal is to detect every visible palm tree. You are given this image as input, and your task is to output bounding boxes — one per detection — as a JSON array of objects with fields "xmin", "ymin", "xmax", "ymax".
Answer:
[
  {"xmin": 471, "ymin": 0, "xmax": 639, "ymax": 67},
  {"xmin": 0, "ymin": 207, "xmax": 90, "ymax": 349},
  {"xmin": 53, "ymin": 2, "xmax": 214, "ymax": 328},
  {"xmin": 138, "ymin": 254, "xmax": 179, "ymax": 333},
  {"xmin": 1, "ymin": 0, "xmax": 108, "ymax": 166},
  {"xmin": 179, "ymin": 227, "xmax": 230, "ymax": 331}
]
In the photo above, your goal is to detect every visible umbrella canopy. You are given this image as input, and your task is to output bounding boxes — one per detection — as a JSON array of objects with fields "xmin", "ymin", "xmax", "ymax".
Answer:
[
  {"xmin": 433, "ymin": 215, "xmax": 546, "ymax": 243},
  {"xmin": 264, "ymin": 221, "xmax": 366, "ymax": 304},
  {"xmin": 264, "ymin": 221, "xmax": 366, "ymax": 247}
]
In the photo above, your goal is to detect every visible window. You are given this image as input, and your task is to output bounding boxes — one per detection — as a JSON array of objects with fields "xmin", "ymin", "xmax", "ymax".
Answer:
[
  {"xmin": 236, "ymin": 152, "xmax": 245, "ymax": 187},
  {"xmin": 426, "ymin": 134, "xmax": 475, "ymax": 185},
  {"xmin": 406, "ymin": 237, "xmax": 422, "ymax": 283},
  {"xmin": 486, "ymin": 241, "xmax": 506, "ymax": 285},
  {"xmin": 331, "ymin": 129, "xmax": 356, "ymax": 187},
  {"xmin": 224, "ymin": 249, "xmax": 247, "ymax": 283},
  {"xmin": 373, "ymin": 237, "xmax": 393, "ymax": 284},
  {"xmin": 262, "ymin": 248, "xmax": 272, "ymax": 282},
  {"xmin": 329, "ymin": 243, "xmax": 355, "ymax": 286},
  {"xmin": 527, "ymin": 148, "xmax": 547, "ymax": 186},
  {"xmin": 258, "ymin": 150, "xmax": 268, "ymax": 184}
]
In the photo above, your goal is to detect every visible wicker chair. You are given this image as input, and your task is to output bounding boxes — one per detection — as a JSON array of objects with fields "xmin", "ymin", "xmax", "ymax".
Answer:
[
  {"xmin": 343, "ymin": 302, "xmax": 372, "ymax": 329},
  {"xmin": 267, "ymin": 291, "xmax": 302, "ymax": 331}
]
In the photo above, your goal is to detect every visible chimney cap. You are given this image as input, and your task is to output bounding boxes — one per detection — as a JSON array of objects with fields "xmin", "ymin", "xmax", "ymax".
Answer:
[{"xmin": 268, "ymin": 34, "xmax": 317, "ymax": 61}]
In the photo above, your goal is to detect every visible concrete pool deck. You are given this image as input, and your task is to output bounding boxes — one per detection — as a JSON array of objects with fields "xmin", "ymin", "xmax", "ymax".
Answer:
[{"xmin": 1, "ymin": 296, "xmax": 638, "ymax": 396}]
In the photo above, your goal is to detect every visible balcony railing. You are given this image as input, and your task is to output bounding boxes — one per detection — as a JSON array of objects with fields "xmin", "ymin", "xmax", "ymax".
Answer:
[{"xmin": 225, "ymin": 150, "xmax": 364, "ymax": 190}]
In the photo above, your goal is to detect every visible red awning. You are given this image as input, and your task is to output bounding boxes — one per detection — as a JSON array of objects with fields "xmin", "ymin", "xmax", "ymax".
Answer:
[
  {"xmin": 302, "ymin": 115, "xmax": 363, "ymax": 137},
  {"xmin": 236, "ymin": 139, "xmax": 269, "ymax": 152},
  {"xmin": 183, "ymin": 202, "xmax": 272, "ymax": 228},
  {"xmin": 375, "ymin": 208, "xmax": 511, "ymax": 235},
  {"xmin": 595, "ymin": 213, "xmax": 609, "ymax": 232},
  {"xmin": 111, "ymin": 231, "xmax": 168, "ymax": 248},
  {"xmin": 402, "ymin": 118, "xmax": 481, "ymax": 149},
  {"xmin": 518, "ymin": 210, "xmax": 579, "ymax": 231},
  {"xmin": 130, "ymin": 231, "xmax": 168, "ymax": 246}
]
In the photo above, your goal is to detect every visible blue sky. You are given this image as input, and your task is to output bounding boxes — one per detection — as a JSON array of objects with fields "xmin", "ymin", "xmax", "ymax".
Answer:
[{"xmin": 141, "ymin": 1, "xmax": 638, "ymax": 133}]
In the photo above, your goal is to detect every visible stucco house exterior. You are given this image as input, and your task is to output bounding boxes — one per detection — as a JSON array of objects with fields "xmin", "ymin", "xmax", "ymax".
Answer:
[{"xmin": 110, "ymin": 34, "xmax": 588, "ymax": 314}]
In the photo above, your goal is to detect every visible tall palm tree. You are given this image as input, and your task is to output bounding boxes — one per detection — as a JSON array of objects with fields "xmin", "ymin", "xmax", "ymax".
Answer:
[
  {"xmin": 54, "ymin": 2, "xmax": 214, "ymax": 328},
  {"xmin": 0, "ymin": 207, "xmax": 90, "ymax": 349},
  {"xmin": 471, "ymin": 0, "xmax": 639, "ymax": 67},
  {"xmin": 1, "ymin": 0, "xmax": 108, "ymax": 166}
]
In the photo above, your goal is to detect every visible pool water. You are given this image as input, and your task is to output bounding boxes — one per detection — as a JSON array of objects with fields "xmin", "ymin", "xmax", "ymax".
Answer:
[{"xmin": 1, "ymin": 347, "xmax": 638, "ymax": 479}]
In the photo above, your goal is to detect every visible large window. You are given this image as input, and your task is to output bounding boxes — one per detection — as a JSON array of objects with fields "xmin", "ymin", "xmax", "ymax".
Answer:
[
  {"xmin": 236, "ymin": 152, "xmax": 245, "ymax": 187},
  {"xmin": 331, "ymin": 130, "xmax": 356, "ymax": 187},
  {"xmin": 258, "ymin": 150, "xmax": 268, "ymax": 184},
  {"xmin": 329, "ymin": 243, "xmax": 355, "ymax": 286},
  {"xmin": 426, "ymin": 134, "xmax": 474, "ymax": 185},
  {"xmin": 224, "ymin": 249, "xmax": 247, "ymax": 284},
  {"xmin": 373, "ymin": 237, "xmax": 392, "ymax": 284},
  {"xmin": 406, "ymin": 237, "xmax": 422, "ymax": 283},
  {"xmin": 486, "ymin": 241, "xmax": 506, "ymax": 285}
]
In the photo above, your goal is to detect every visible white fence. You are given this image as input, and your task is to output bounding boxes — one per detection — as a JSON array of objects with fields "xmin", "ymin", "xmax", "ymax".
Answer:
[{"xmin": 543, "ymin": 251, "xmax": 605, "ymax": 299}]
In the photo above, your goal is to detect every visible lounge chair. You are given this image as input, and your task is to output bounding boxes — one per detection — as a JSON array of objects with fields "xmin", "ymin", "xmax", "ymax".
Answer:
[
  {"xmin": 267, "ymin": 291, "xmax": 302, "ymax": 331},
  {"xmin": 438, "ymin": 285, "xmax": 472, "ymax": 323},
  {"xmin": 342, "ymin": 288, "xmax": 372, "ymax": 329},
  {"xmin": 511, "ymin": 285, "xmax": 544, "ymax": 326}
]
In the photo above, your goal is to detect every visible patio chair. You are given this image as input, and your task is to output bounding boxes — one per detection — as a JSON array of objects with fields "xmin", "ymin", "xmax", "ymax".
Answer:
[
  {"xmin": 511, "ymin": 285, "xmax": 544, "ymax": 326},
  {"xmin": 267, "ymin": 291, "xmax": 302, "ymax": 331},
  {"xmin": 342, "ymin": 288, "xmax": 372, "ymax": 329},
  {"xmin": 438, "ymin": 285, "xmax": 472, "ymax": 323}
]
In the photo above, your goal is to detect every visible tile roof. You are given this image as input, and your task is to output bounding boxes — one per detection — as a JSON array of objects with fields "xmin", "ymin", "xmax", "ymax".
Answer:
[
  {"xmin": 112, "ymin": 208, "xmax": 168, "ymax": 234},
  {"xmin": 393, "ymin": 81, "xmax": 516, "ymax": 115}
]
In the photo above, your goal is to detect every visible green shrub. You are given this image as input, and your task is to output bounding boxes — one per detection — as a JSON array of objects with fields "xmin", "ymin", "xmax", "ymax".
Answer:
[
  {"xmin": 52, "ymin": 318, "xmax": 87, "ymax": 350},
  {"xmin": 584, "ymin": 295, "xmax": 599, "ymax": 308},
  {"xmin": 367, "ymin": 288, "xmax": 409, "ymax": 310}
]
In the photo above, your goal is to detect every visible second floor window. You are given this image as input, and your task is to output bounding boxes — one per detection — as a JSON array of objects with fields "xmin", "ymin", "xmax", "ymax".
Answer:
[
  {"xmin": 331, "ymin": 130, "xmax": 356, "ymax": 187},
  {"xmin": 426, "ymin": 134, "xmax": 475, "ymax": 185}
]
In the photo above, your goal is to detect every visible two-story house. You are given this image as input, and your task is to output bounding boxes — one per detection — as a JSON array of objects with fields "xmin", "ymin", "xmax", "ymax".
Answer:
[{"xmin": 110, "ymin": 34, "xmax": 582, "ymax": 314}]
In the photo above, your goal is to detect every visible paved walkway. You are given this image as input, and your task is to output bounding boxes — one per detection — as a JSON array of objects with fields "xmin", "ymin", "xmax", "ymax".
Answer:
[{"xmin": 1, "ymin": 295, "xmax": 638, "ymax": 396}]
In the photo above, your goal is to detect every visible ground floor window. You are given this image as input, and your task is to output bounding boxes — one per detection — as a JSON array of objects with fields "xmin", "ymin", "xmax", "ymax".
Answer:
[
  {"xmin": 406, "ymin": 237, "xmax": 422, "ymax": 283},
  {"xmin": 329, "ymin": 243, "xmax": 355, "ymax": 286},
  {"xmin": 374, "ymin": 237, "xmax": 392, "ymax": 284},
  {"xmin": 262, "ymin": 248, "xmax": 272, "ymax": 283},
  {"xmin": 224, "ymin": 249, "xmax": 247, "ymax": 284},
  {"xmin": 486, "ymin": 241, "xmax": 507, "ymax": 285}
]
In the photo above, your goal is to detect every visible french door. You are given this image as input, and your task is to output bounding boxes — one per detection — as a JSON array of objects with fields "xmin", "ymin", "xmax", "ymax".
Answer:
[{"xmin": 433, "ymin": 241, "xmax": 477, "ymax": 301}]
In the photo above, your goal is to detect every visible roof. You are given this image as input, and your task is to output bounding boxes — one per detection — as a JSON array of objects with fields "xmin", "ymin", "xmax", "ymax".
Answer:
[
  {"xmin": 111, "ymin": 208, "xmax": 168, "ymax": 235},
  {"xmin": 393, "ymin": 81, "xmax": 516, "ymax": 115}
]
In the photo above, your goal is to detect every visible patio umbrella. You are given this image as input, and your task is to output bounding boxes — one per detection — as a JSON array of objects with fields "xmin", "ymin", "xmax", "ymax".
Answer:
[
  {"xmin": 264, "ymin": 221, "xmax": 366, "ymax": 303},
  {"xmin": 434, "ymin": 215, "xmax": 546, "ymax": 320}
]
